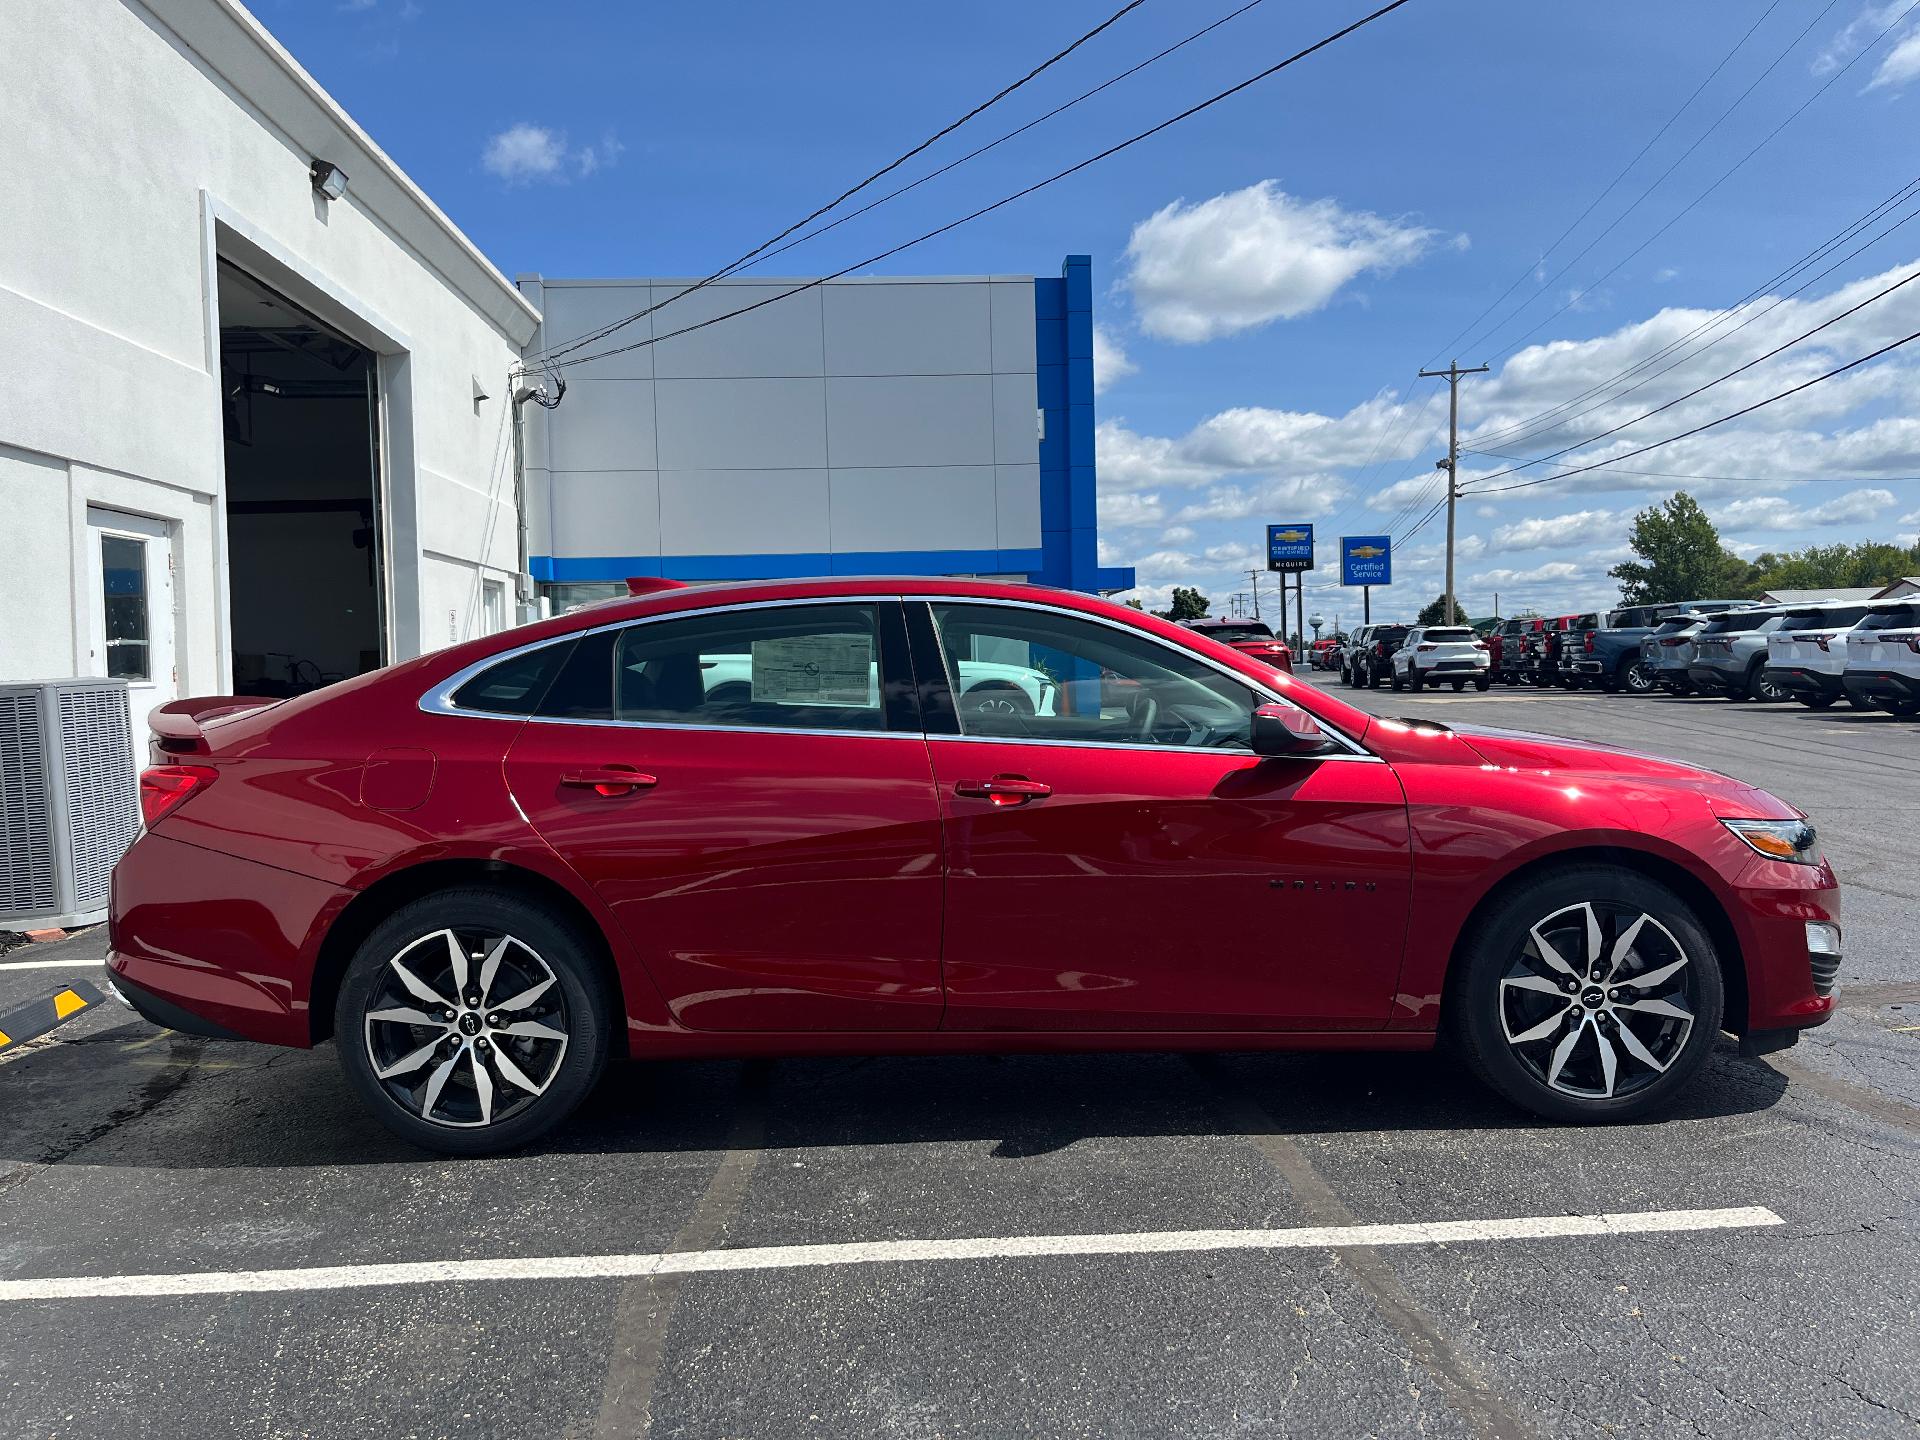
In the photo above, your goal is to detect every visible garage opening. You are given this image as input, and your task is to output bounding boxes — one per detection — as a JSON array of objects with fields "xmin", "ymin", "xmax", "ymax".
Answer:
[{"xmin": 217, "ymin": 262, "xmax": 383, "ymax": 697}]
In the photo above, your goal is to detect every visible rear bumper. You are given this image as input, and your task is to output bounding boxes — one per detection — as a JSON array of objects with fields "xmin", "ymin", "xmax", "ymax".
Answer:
[
  {"xmin": 1842, "ymin": 669, "xmax": 1920, "ymax": 703},
  {"xmin": 1765, "ymin": 666, "xmax": 1843, "ymax": 699},
  {"xmin": 107, "ymin": 831, "xmax": 347, "ymax": 1047},
  {"xmin": 1685, "ymin": 663, "xmax": 1746, "ymax": 695}
]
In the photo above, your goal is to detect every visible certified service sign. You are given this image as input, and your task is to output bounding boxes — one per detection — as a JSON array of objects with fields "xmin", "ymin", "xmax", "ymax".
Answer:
[
  {"xmin": 1266, "ymin": 523, "xmax": 1315, "ymax": 572},
  {"xmin": 1340, "ymin": 535, "xmax": 1392, "ymax": 587}
]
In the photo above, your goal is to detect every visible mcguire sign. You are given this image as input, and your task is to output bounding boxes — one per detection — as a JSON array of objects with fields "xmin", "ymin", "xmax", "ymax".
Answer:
[{"xmin": 1266, "ymin": 523, "xmax": 1315, "ymax": 573}]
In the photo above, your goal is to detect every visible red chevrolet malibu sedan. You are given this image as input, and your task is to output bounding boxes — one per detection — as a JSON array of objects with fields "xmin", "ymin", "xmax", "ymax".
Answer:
[{"xmin": 109, "ymin": 578, "xmax": 1840, "ymax": 1155}]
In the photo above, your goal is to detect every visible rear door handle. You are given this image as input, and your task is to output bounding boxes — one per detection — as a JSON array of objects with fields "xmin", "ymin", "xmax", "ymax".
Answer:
[
  {"xmin": 954, "ymin": 775, "xmax": 1051, "ymax": 806},
  {"xmin": 560, "ymin": 766, "xmax": 658, "ymax": 797}
]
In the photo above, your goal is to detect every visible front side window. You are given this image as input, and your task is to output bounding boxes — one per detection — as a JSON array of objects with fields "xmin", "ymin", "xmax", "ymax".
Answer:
[
  {"xmin": 534, "ymin": 603, "xmax": 892, "ymax": 734},
  {"xmin": 930, "ymin": 603, "xmax": 1260, "ymax": 750}
]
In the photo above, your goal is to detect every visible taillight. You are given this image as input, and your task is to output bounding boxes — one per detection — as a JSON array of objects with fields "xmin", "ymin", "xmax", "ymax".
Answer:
[
  {"xmin": 139, "ymin": 765, "xmax": 217, "ymax": 827},
  {"xmin": 1660, "ymin": 636, "xmax": 1687, "ymax": 647},
  {"xmin": 1811, "ymin": 635, "xmax": 1831, "ymax": 652},
  {"xmin": 1887, "ymin": 630, "xmax": 1920, "ymax": 653},
  {"xmin": 1584, "ymin": 632, "xmax": 1595, "ymax": 652},
  {"xmin": 1416, "ymin": 643, "xmax": 1437, "ymax": 652}
]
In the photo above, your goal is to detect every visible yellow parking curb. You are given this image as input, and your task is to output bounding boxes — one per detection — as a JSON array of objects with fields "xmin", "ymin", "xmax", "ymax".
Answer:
[{"xmin": 0, "ymin": 980, "xmax": 105, "ymax": 1054}]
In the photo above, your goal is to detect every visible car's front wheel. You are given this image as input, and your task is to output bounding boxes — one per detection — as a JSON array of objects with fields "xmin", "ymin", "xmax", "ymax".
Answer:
[
  {"xmin": 335, "ymin": 889, "xmax": 613, "ymax": 1155},
  {"xmin": 1449, "ymin": 866, "xmax": 1724, "ymax": 1122}
]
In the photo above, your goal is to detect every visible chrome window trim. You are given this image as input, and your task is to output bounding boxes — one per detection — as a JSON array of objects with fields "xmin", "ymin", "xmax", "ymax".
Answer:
[
  {"xmin": 419, "ymin": 589, "xmax": 1380, "ymax": 759},
  {"xmin": 918, "ymin": 594, "xmax": 1379, "ymax": 761}
]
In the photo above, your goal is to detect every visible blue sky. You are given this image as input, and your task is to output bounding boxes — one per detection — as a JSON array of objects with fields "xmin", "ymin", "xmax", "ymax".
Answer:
[{"xmin": 266, "ymin": 0, "xmax": 1920, "ymax": 623}]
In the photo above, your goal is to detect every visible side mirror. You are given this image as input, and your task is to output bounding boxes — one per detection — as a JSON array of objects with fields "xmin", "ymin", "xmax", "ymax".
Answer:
[{"xmin": 1251, "ymin": 703, "xmax": 1334, "ymax": 758}]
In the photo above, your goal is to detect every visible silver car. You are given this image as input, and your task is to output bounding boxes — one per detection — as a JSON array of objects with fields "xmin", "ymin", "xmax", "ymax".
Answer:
[
  {"xmin": 1685, "ymin": 607, "xmax": 1794, "ymax": 701},
  {"xmin": 1641, "ymin": 614, "xmax": 1709, "ymax": 695}
]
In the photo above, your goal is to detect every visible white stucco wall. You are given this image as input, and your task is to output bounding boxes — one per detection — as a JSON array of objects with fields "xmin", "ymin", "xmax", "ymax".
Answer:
[{"xmin": 0, "ymin": 0, "xmax": 539, "ymax": 697}]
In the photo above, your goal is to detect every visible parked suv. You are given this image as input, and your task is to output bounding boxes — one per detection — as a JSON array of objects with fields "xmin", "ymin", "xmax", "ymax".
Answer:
[
  {"xmin": 1338, "ymin": 625, "xmax": 1374, "ymax": 683},
  {"xmin": 1641, "ymin": 614, "xmax": 1710, "ymax": 695},
  {"xmin": 1390, "ymin": 626, "xmax": 1491, "ymax": 692},
  {"xmin": 1686, "ymin": 608, "xmax": 1795, "ymax": 701},
  {"xmin": 1571, "ymin": 602, "xmax": 1745, "ymax": 695},
  {"xmin": 1528, "ymin": 614, "xmax": 1589, "ymax": 688},
  {"xmin": 1762, "ymin": 602, "xmax": 1876, "ymax": 709},
  {"xmin": 1349, "ymin": 624, "xmax": 1411, "ymax": 688},
  {"xmin": 1841, "ymin": 599, "xmax": 1920, "ymax": 715}
]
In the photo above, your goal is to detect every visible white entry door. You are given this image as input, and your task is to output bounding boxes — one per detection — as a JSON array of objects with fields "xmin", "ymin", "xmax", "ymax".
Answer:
[{"xmin": 86, "ymin": 508, "xmax": 177, "ymax": 732}]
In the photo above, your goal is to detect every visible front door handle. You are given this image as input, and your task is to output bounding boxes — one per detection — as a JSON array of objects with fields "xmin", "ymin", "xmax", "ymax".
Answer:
[
  {"xmin": 560, "ymin": 766, "xmax": 658, "ymax": 797},
  {"xmin": 954, "ymin": 775, "xmax": 1051, "ymax": 806}
]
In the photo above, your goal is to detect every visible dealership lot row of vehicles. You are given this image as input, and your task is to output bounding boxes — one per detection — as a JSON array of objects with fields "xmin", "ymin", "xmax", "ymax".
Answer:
[{"xmin": 1316, "ymin": 597, "xmax": 1920, "ymax": 715}]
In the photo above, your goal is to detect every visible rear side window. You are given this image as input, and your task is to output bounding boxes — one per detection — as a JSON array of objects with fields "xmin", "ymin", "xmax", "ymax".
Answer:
[
  {"xmin": 448, "ymin": 637, "xmax": 576, "ymax": 716},
  {"xmin": 1704, "ymin": 612, "xmax": 1769, "ymax": 634},
  {"xmin": 537, "ymin": 603, "xmax": 895, "ymax": 734},
  {"xmin": 1858, "ymin": 604, "xmax": 1920, "ymax": 631}
]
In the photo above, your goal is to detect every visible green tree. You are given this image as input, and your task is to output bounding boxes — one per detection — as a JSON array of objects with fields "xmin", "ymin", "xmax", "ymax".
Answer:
[
  {"xmin": 1155, "ymin": 586, "xmax": 1211, "ymax": 621},
  {"xmin": 1417, "ymin": 594, "xmax": 1466, "ymax": 626},
  {"xmin": 1608, "ymin": 492, "xmax": 1752, "ymax": 605},
  {"xmin": 1747, "ymin": 540, "xmax": 1920, "ymax": 594},
  {"xmin": 1122, "ymin": 597, "xmax": 1145, "ymax": 611}
]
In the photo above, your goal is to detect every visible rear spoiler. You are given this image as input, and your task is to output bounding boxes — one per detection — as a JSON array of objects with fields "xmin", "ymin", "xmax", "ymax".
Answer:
[{"xmin": 149, "ymin": 696, "xmax": 279, "ymax": 755}]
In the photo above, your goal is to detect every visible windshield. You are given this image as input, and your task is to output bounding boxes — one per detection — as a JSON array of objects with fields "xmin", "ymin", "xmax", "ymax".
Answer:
[
  {"xmin": 1196, "ymin": 620, "xmax": 1273, "ymax": 638},
  {"xmin": 1781, "ymin": 605, "xmax": 1868, "ymax": 628},
  {"xmin": 1651, "ymin": 618, "xmax": 1700, "ymax": 637},
  {"xmin": 1857, "ymin": 603, "xmax": 1920, "ymax": 631},
  {"xmin": 1702, "ymin": 611, "xmax": 1777, "ymax": 634}
]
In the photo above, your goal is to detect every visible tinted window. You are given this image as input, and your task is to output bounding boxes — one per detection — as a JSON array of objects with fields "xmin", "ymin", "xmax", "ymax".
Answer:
[
  {"xmin": 450, "ymin": 637, "xmax": 576, "ymax": 716},
  {"xmin": 1703, "ymin": 612, "xmax": 1775, "ymax": 634},
  {"xmin": 931, "ymin": 604, "xmax": 1260, "ymax": 750},
  {"xmin": 1194, "ymin": 620, "xmax": 1273, "ymax": 638},
  {"xmin": 1858, "ymin": 603, "xmax": 1920, "ymax": 631},
  {"xmin": 1424, "ymin": 628, "xmax": 1473, "ymax": 642},
  {"xmin": 533, "ymin": 605, "xmax": 892, "ymax": 732},
  {"xmin": 1781, "ymin": 606, "xmax": 1869, "ymax": 629},
  {"xmin": 1651, "ymin": 618, "xmax": 1699, "ymax": 637}
]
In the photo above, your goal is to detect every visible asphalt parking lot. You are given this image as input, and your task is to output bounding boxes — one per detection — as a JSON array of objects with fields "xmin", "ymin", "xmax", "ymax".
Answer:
[{"xmin": 1, "ymin": 680, "xmax": 1916, "ymax": 1439}]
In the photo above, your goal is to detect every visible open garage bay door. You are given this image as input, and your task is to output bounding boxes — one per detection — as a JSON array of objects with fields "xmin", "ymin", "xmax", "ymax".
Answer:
[{"xmin": 217, "ymin": 262, "xmax": 384, "ymax": 697}]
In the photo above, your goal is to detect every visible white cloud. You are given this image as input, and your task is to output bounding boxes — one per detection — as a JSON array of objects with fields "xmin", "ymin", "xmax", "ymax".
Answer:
[
  {"xmin": 1900, "ymin": 508, "xmax": 1920, "ymax": 525},
  {"xmin": 1490, "ymin": 508, "xmax": 1617, "ymax": 551},
  {"xmin": 483, "ymin": 123, "xmax": 621, "ymax": 184},
  {"xmin": 1122, "ymin": 181, "xmax": 1439, "ymax": 342},
  {"xmin": 1822, "ymin": 2, "xmax": 1920, "ymax": 89},
  {"xmin": 1713, "ymin": 487, "xmax": 1898, "ymax": 532},
  {"xmin": 1871, "ymin": 27, "xmax": 1920, "ymax": 89},
  {"xmin": 1097, "ymin": 491, "xmax": 1165, "ymax": 529},
  {"xmin": 1092, "ymin": 326, "xmax": 1137, "ymax": 394}
]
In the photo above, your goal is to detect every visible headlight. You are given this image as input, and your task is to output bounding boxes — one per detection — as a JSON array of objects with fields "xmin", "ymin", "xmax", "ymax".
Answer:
[{"xmin": 1721, "ymin": 817, "xmax": 1820, "ymax": 864}]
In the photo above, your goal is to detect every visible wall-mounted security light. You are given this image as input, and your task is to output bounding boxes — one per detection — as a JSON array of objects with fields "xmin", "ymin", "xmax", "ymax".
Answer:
[{"xmin": 309, "ymin": 160, "xmax": 349, "ymax": 201}]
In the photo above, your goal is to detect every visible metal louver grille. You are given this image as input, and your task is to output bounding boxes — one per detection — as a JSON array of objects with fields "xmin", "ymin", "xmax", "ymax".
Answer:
[
  {"xmin": 57, "ymin": 687, "xmax": 140, "ymax": 912},
  {"xmin": 0, "ymin": 692, "xmax": 58, "ymax": 913}
]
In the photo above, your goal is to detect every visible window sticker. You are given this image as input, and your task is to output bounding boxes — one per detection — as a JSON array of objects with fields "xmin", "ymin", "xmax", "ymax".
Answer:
[{"xmin": 750, "ymin": 633, "xmax": 875, "ymax": 707}]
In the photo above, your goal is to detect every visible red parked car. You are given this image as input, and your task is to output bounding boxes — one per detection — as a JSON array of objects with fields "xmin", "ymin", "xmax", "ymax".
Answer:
[
  {"xmin": 110, "ymin": 577, "xmax": 1840, "ymax": 1154},
  {"xmin": 1180, "ymin": 617, "xmax": 1293, "ymax": 673}
]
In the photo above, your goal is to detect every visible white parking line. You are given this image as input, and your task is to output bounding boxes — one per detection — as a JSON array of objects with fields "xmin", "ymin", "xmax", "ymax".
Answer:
[
  {"xmin": 0, "ymin": 1206, "xmax": 1782, "ymax": 1302},
  {"xmin": 0, "ymin": 959, "xmax": 107, "ymax": 971}
]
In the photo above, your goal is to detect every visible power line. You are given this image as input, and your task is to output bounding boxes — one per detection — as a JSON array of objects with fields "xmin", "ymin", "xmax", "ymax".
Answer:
[
  {"xmin": 672, "ymin": 0, "xmax": 1275, "ymax": 288},
  {"xmin": 1471, "ymin": 0, "xmax": 1917, "ymax": 369},
  {"xmin": 1468, "ymin": 174, "xmax": 1920, "ymax": 454},
  {"xmin": 1465, "ymin": 326, "xmax": 1920, "ymax": 496},
  {"xmin": 1462, "ymin": 457, "xmax": 1920, "ymax": 486},
  {"xmin": 1423, "ymin": 0, "xmax": 1789, "ymax": 368},
  {"xmin": 540, "ymin": 0, "xmax": 1422, "ymax": 375},
  {"xmin": 522, "ymin": 0, "xmax": 1149, "ymax": 368},
  {"xmin": 1457, "ymin": 262, "xmax": 1920, "ymax": 492}
]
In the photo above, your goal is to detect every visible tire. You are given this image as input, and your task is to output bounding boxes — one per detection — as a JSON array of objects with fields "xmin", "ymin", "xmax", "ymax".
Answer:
[
  {"xmin": 1389, "ymin": 669, "xmax": 1405, "ymax": 691},
  {"xmin": 334, "ymin": 888, "xmax": 614, "ymax": 1156},
  {"xmin": 1475, "ymin": 677, "xmax": 1491, "ymax": 692},
  {"xmin": 1409, "ymin": 672, "xmax": 1424, "ymax": 692},
  {"xmin": 1368, "ymin": 664, "xmax": 1386, "ymax": 689},
  {"xmin": 1890, "ymin": 698, "xmax": 1920, "ymax": 717},
  {"xmin": 1746, "ymin": 664, "xmax": 1787, "ymax": 703},
  {"xmin": 1451, "ymin": 680, "xmax": 1466, "ymax": 692},
  {"xmin": 1797, "ymin": 693, "xmax": 1838, "ymax": 710},
  {"xmin": 1448, "ymin": 865, "xmax": 1725, "ymax": 1123},
  {"xmin": 1618, "ymin": 660, "xmax": 1655, "ymax": 696},
  {"xmin": 961, "ymin": 682, "xmax": 1035, "ymax": 718}
]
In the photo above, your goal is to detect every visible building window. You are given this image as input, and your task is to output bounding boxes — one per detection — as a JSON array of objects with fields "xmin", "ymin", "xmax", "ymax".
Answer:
[
  {"xmin": 101, "ymin": 535, "xmax": 151, "ymax": 680},
  {"xmin": 482, "ymin": 578, "xmax": 507, "ymax": 634}
]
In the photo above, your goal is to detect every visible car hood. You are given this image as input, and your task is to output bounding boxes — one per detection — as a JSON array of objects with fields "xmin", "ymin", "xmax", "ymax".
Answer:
[{"xmin": 1442, "ymin": 722, "xmax": 1801, "ymax": 818}]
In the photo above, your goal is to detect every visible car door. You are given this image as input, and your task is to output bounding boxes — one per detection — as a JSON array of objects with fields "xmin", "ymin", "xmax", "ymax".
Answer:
[
  {"xmin": 910, "ymin": 600, "xmax": 1412, "ymax": 1033},
  {"xmin": 503, "ymin": 598, "xmax": 946, "ymax": 1032}
]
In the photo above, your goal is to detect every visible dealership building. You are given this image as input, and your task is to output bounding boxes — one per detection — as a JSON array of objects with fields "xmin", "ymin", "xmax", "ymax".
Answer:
[{"xmin": 1, "ymin": 0, "xmax": 1130, "ymax": 736}]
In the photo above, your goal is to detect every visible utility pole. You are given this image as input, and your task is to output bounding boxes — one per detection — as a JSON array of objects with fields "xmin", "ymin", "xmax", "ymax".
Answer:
[
  {"xmin": 1418, "ymin": 358, "xmax": 1489, "ymax": 627},
  {"xmin": 1245, "ymin": 570, "xmax": 1264, "ymax": 622}
]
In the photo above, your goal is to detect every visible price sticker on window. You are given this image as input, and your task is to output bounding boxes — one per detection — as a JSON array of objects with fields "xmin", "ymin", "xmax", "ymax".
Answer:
[{"xmin": 751, "ymin": 633, "xmax": 875, "ymax": 707}]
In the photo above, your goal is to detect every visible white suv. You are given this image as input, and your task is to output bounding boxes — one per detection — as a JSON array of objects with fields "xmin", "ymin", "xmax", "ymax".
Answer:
[
  {"xmin": 1762, "ymin": 601, "xmax": 1876, "ymax": 710},
  {"xmin": 1390, "ymin": 625, "xmax": 1491, "ymax": 692},
  {"xmin": 1840, "ymin": 599, "xmax": 1920, "ymax": 716}
]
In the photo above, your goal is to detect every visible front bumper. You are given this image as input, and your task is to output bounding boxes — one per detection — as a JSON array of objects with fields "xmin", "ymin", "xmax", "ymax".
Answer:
[
  {"xmin": 1842, "ymin": 668, "xmax": 1920, "ymax": 704},
  {"xmin": 1725, "ymin": 855, "xmax": 1842, "ymax": 1037}
]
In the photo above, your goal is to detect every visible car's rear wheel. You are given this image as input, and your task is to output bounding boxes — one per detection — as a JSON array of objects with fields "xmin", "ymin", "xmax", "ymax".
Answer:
[
  {"xmin": 1747, "ymin": 664, "xmax": 1787, "ymax": 702},
  {"xmin": 961, "ymin": 682, "xmax": 1034, "ymax": 718},
  {"xmin": 1449, "ymin": 866, "xmax": 1724, "ymax": 1122},
  {"xmin": 1389, "ymin": 668, "xmax": 1405, "ymax": 691},
  {"xmin": 1451, "ymin": 680, "xmax": 1466, "ymax": 692},
  {"xmin": 1474, "ymin": 677, "xmax": 1491, "ymax": 692},
  {"xmin": 1797, "ymin": 693, "xmax": 1837, "ymax": 709},
  {"xmin": 335, "ymin": 889, "xmax": 613, "ymax": 1155}
]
